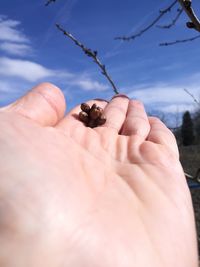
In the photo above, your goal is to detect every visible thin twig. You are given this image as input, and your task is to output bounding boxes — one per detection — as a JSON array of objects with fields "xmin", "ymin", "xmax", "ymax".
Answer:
[
  {"xmin": 114, "ymin": 0, "xmax": 178, "ymax": 41},
  {"xmin": 177, "ymin": 0, "xmax": 200, "ymax": 32},
  {"xmin": 185, "ymin": 169, "xmax": 200, "ymax": 183},
  {"xmin": 157, "ymin": 8, "xmax": 183, "ymax": 29},
  {"xmin": 56, "ymin": 24, "xmax": 119, "ymax": 94},
  {"xmin": 185, "ymin": 172, "xmax": 194, "ymax": 178},
  {"xmin": 45, "ymin": 0, "xmax": 56, "ymax": 6},
  {"xmin": 184, "ymin": 88, "xmax": 200, "ymax": 105},
  {"xmin": 159, "ymin": 33, "xmax": 200, "ymax": 45}
]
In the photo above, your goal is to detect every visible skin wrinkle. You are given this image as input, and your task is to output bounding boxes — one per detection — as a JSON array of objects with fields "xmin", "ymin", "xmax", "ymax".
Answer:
[
  {"xmin": 102, "ymin": 166, "xmax": 164, "ymax": 267},
  {"xmin": 116, "ymin": 135, "xmax": 128, "ymax": 162},
  {"xmin": 139, "ymin": 164, "xmax": 184, "ymax": 207},
  {"xmin": 68, "ymin": 126, "xmax": 113, "ymax": 167},
  {"xmin": 116, "ymin": 160, "xmax": 190, "ymax": 266},
  {"xmin": 71, "ymin": 126, "xmax": 127, "ymax": 168},
  {"xmin": 114, "ymin": 160, "xmax": 179, "ymax": 223}
]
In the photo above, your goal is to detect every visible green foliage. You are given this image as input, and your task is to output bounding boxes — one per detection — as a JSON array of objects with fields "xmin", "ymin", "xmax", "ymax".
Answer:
[{"xmin": 181, "ymin": 111, "xmax": 195, "ymax": 146}]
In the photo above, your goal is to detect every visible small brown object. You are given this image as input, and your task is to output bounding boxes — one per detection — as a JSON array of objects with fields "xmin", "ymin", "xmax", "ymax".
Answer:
[
  {"xmin": 96, "ymin": 106, "xmax": 103, "ymax": 113},
  {"xmin": 79, "ymin": 111, "xmax": 89, "ymax": 124},
  {"xmin": 91, "ymin": 103, "xmax": 97, "ymax": 110},
  {"xmin": 96, "ymin": 115, "xmax": 106, "ymax": 126},
  {"xmin": 89, "ymin": 108, "xmax": 101, "ymax": 120},
  {"xmin": 79, "ymin": 102, "xmax": 106, "ymax": 128},
  {"xmin": 87, "ymin": 119, "xmax": 97, "ymax": 128},
  {"xmin": 81, "ymin": 103, "xmax": 90, "ymax": 114}
]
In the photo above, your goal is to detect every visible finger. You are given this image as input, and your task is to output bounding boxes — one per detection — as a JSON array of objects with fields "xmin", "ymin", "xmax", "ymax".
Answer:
[
  {"xmin": 56, "ymin": 99, "xmax": 108, "ymax": 133},
  {"xmin": 147, "ymin": 117, "xmax": 179, "ymax": 156},
  {"xmin": 121, "ymin": 100, "xmax": 150, "ymax": 140},
  {"xmin": 1, "ymin": 83, "xmax": 66, "ymax": 127},
  {"xmin": 102, "ymin": 94, "xmax": 130, "ymax": 132}
]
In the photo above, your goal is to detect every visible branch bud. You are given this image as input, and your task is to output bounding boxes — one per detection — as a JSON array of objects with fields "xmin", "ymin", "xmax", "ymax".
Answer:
[
  {"xmin": 186, "ymin": 21, "xmax": 195, "ymax": 28},
  {"xmin": 184, "ymin": 0, "xmax": 192, "ymax": 9}
]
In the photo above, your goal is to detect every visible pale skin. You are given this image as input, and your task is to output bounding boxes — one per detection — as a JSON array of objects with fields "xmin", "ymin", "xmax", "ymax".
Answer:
[{"xmin": 0, "ymin": 83, "xmax": 198, "ymax": 267}]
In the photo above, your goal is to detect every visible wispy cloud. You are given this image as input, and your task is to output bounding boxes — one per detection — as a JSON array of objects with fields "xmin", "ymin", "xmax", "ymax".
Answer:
[
  {"xmin": 0, "ymin": 56, "xmax": 109, "ymax": 92},
  {"xmin": 0, "ymin": 16, "xmax": 33, "ymax": 58},
  {"xmin": 0, "ymin": 42, "xmax": 32, "ymax": 56},
  {"xmin": 70, "ymin": 78, "xmax": 109, "ymax": 91},
  {"xmin": 126, "ymin": 80, "xmax": 200, "ymax": 113},
  {"xmin": 0, "ymin": 16, "xmax": 29, "ymax": 43},
  {"xmin": 0, "ymin": 56, "xmax": 109, "ymax": 93},
  {"xmin": 127, "ymin": 84, "xmax": 188, "ymax": 104},
  {"xmin": 0, "ymin": 15, "xmax": 109, "ymax": 93},
  {"xmin": 0, "ymin": 57, "xmax": 54, "ymax": 82},
  {"xmin": 159, "ymin": 104, "xmax": 195, "ymax": 113}
]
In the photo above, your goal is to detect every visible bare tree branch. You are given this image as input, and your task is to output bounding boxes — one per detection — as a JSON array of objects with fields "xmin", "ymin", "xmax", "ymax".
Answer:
[
  {"xmin": 114, "ymin": 0, "xmax": 178, "ymax": 41},
  {"xmin": 177, "ymin": 0, "xmax": 200, "ymax": 31},
  {"xmin": 157, "ymin": 8, "xmax": 183, "ymax": 29},
  {"xmin": 45, "ymin": 0, "xmax": 57, "ymax": 6},
  {"xmin": 56, "ymin": 24, "xmax": 119, "ymax": 94},
  {"xmin": 159, "ymin": 33, "xmax": 200, "ymax": 45},
  {"xmin": 184, "ymin": 88, "xmax": 200, "ymax": 105}
]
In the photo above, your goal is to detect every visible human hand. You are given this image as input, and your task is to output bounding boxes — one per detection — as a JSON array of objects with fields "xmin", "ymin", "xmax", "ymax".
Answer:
[{"xmin": 0, "ymin": 83, "xmax": 198, "ymax": 267}]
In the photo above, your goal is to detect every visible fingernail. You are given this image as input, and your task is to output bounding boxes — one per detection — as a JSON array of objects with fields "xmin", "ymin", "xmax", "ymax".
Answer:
[
  {"xmin": 111, "ymin": 94, "xmax": 130, "ymax": 100},
  {"xmin": 93, "ymin": 98, "xmax": 109, "ymax": 103}
]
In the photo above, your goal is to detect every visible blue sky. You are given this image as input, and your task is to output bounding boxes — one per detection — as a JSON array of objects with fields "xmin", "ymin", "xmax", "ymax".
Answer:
[{"xmin": 0, "ymin": 0, "xmax": 200, "ymax": 126}]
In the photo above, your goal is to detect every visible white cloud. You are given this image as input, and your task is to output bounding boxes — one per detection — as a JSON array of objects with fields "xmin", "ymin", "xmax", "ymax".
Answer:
[
  {"xmin": 125, "ymin": 80, "xmax": 200, "ymax": 115},
  {"xmin": 127, "ymin": 83, "xmax": 200, "ymax": 105},
  {"xmin": 0, "ymin": 17, "xmax": 29, "ymax": 43},
  {"xmin": 159, "ymin": 104, "xmax": 196, "ymax": 113},
  {"xmin": 0, "ymin": 42, "xmax": 32, "ymax": 56},
  {"xmin": 74, "ymin": 78, "xmax": 109, "ymax": 91},
  {"xmin": 0, "ymin": 57, "xmax": 54, "ymax": 82},
  {"xmin": 0, "ymin": 57, "xmax": 109, "ymax": 93},
  {"xmin": 0, "ymin": 16, "xmax": 32, "ymax": 57}
]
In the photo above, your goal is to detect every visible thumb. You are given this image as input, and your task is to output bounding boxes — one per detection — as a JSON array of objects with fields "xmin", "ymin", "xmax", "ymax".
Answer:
[{"xmin": 1, "ymin": 83, "xmax": 66, "ymax": 127}]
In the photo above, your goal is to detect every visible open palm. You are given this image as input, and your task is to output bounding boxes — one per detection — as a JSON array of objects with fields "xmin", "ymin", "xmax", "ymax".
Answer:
[{"xmin": 0, "ymin": 83, "xmax": 198, "ymax": 267}]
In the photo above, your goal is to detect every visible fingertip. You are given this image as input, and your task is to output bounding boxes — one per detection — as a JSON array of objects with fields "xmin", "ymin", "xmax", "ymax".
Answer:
[{"xmin": 32, "ymin": 82, "xmax": 66, "ymax": 119}]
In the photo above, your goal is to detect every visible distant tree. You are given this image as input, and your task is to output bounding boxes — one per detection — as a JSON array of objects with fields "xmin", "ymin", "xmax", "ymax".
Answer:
[
  {"xmin": 181, "ymin": 111, "xmax": 195, "ymax": 146},
  {"xmin": 194, "ymin": 110, "xmax": 200, "ymax": 142},
  {"xmin": 183, "ymin": 89, "xmax": 200, "ymax": 143}
]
